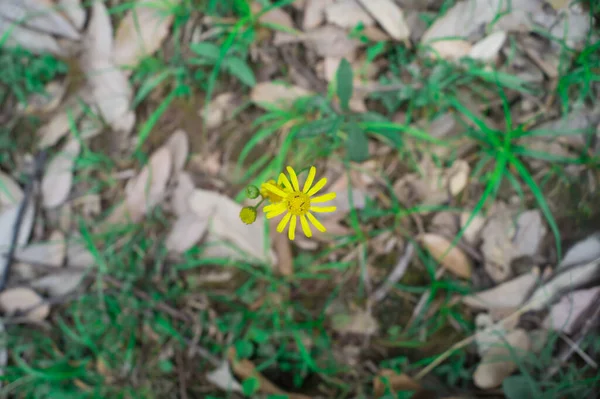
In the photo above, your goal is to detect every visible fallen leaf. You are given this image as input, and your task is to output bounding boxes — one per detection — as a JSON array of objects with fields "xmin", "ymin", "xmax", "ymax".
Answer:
[
  {"xmin": 0, "ymin": 287, "xmax": 49, "ymax": 321},
  {"xmin": 125, "ymin": 146, "xmax": 173, "ymax": 222},
  {"xmin": 428, "ymin": 40, "xmax": 472, "ymax": 60},
  {"xmin": 418, "ymin": 233, "xmax": 472, "ymax": 278},
  {"xmin": 252, "ymin": 2, "xmax": 294, "ymax": 29},
  {"xmin": 0, "ymin": 198, "xmax": 35, "ymax": 282},
  {"xmin": 460, "ymin": 212, "xmax": 486, "ymax": 244},
  {"xmin": 165, "ymin": 212, "xmax": 209, "ymax": 253},
  {"xmin": 31, "ymin": 271, "xmax": 85, "ymax": 297},
  {"xmin": 475, "ymin": 313, "xmax": 511, "ymax": 357},
  {"xmin": 558, "ymin": 233, "xmax": 600, "ymax": 269},
  {"xmin": 512, "ymin": 210, "xmax": 546, "ymax": 258},
  {"xmin": 206, "ymin": 361, "xmax": 243, "ymax": 393},
  {"xmin": 42, "ymin": 139, "xmax": 81, "ymax": 209},
  {"xmin": 114, "ymin": 1, "xmax": 179, "ymax": 68},
  {"xmin": 0, "ymin": 0, "xmax": 80, "ymax": 40},
  {"xmin": 303, "ymin": 0, "xmax": 333, "ymax": 30},
  {"xmin": 164, "ymin": 129, "xmax": 189, "ymax": 174},
  {"xmin": 430, "ymin": 212, "xmax": 458, "ymax": 237},
  {"xmin": 66, "ymin": 236, "xmax": 95, "ymax": 268},
  {"xmin": 0, "ymin": 17, "xmax": 66, "ymax": 55},
  {"xmin": 250, "ymin": 82, "xmax": 311, "ymax": 110},
  {"xmin": 0, "ymin": 171, "xmax": 23, "ymax": 208},
  {"xmin": 331, "ymin": 308, "xmax": 379, "ymax": 335},
  {"xmin": 473, "ymin": 329, "xmax": 531, "ymax": 389},
  {"xmin": 15, "ymin": 230, "xmax": 66, "ymax": 267},
  {"xmin": 20, "ymin": 81, "xmax": 66, "ymax": 115},
  {"xmin": 325, "ymin": 0, "xmax": 375, "ymax": 29},
  {"xmin": 304, "ymin": 25, "xmax": 362, "ymax": 58},
  {"xmin": 543, "ymin": 286, "xmax": 600, "ymax": 334},
  {"xmin": 481, "ymin": 211, "xmax": 517, "ymax": 282},
  {"xmin": 447, "ymin": 160, "xmax": 470, "ymax": 196},
  {"xmin": 357, "ymin": 0, "xmax": 409, "ymax": 41},
  {"xmin": 82, "ymin": 1, "xmax": 113, "ymax": 61},
  {"xmin": 469, "ymin": 31, "xmax": 507, "ymax": 62},
  {"xmin": 463, "ymin": 268, "xmax": 540, "ymax": 310},
  {"xmin": 373, "ymin": 369, "xmax": 421, "ymax": 397},
  {"xmin": 58, "ymin": 0, "xmax": 86, "ymax": 30},
  {"xmin": 171, "ymin": 171, "xmax": 195, "ymax": 216},
  {"xmin": 37, "ymin": 89, "xmax": 89, "ymax": 148}
]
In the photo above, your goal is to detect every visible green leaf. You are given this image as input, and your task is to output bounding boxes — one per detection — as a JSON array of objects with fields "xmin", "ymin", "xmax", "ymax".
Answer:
[
  {"xmin": 346, "ymin": 125, "xmax": 369, "ymax": 162},
  {"xmin": 223, "ymin": 57, "xmax": 256, "ymax": 87},
  {"xmin": 242, "ymin": 376, "xmax": 260, "ymax": 396},
  {"xmin": 502, "ymin": 375, "xmax": 539, "ymax": 399},
  {"xmin": 296, "ymin": 116, "xmax": 344, "ymax": 137},
  {"xmin": 234, "ymin": 340, "xmax": 254, "ymax": 359},
  {"xmin": 336, "ymin": 58, "xmax": 353, "ymax": 111},
  {"xmin": 190, "ymin": 42, "xmax": 220, "ymax": 60}
]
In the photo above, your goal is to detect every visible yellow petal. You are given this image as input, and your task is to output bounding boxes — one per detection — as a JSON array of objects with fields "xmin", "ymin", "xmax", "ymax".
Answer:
[
  {"xmin": 310, "ymin": 206, "xmax": 337, "ymax": 213},
  {"xmin": 303, "ymin": 166, "xmax": 316, "ymax": 193},
  {"xmin": 286, "ymin": 166, "xmax": 300, "ymax": 191},
  {"xmin": 264, "ymin": 202, "xmax": 285, "ymax": 213},
  {"xmin": 288, "ymin": 215, "xmax": 297, "ymax": 240},
  {"xmin": 307, "ymin": 177, "xmax": 327, "ymax": 197},
  {"xmin": 264, "ymin": 183, "xmax": 287, "ymax": 198},
  {"xmin": 279, "ymin": 172, "xmax": 293, "ymax": 191},
  {"xmin": 300, "ymin": 215, "xmax": 312, "ymax": 238},
  {"xmin": 277, "ymin": 213, "xmax": 291, "ymax": 232},
  {"xmin": 266, "ymin": 204, "xmax": 287, "ymax": 219},
  {"xmin": 310, "ymin": 192, "xmax": 336, "ymax": 203},
  {"xmin": 306, "ymin": 212, "xmax": 326, "ymax": 232}
]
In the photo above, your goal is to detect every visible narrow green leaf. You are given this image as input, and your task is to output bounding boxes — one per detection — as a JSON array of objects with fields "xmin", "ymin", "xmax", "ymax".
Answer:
[
  {"xmin": 346, "ymin": 125, "xmax": 369, "ymax": 162},
  {"xmin": 336, "ymin": 58, "xmax": 353, "ymax": 111},
  {"xmin": 190, "ymin": 42, "xmax": 220, "ymax": 60},
  {"xmin": 223, "ymin": 57, "xmax": 256, "ymax": 87},
  {"xmin": 296, "ymin": 116, "xmax": 344, "ymax": 137}
]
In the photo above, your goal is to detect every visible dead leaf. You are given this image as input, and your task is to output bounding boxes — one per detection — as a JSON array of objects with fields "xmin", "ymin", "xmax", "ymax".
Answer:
[
  {"xmin": 171, "ymin": 172, "xmax": 195, "ymax": 216},
  {"xmin": 469, "ymin": 31, "xmax": 507, "ymax": 62},
  {"xmin": 251, "ymin": 2, "xmax": 294, "ymax": 29},
  {"xmin": 0, "ymin": 171, "xmax": 23, "ymax": 208},
  {"xmin": 373, "ymin": 369, "xmax": 421, "ymax": 397},
  {"xmin": 418, "ymin": 233, "xmax": 472, "ymax": 278},
  {"xmin": 481, "ymin": 211, "xmax": 517, "ymax": 282},
  {"xmin": 447, "ymin": 160, "xmax": 470, "ymax": 196},
  {"xmin": 42, "ymin": 139, "xmax": 81, "ymax": 209},
  {"xmin": 543, "ymin": 286, "xmax": 600, "ymax": 334},
  {"xmin": 460, "ymin": 212, "xmax": 486, "ymax": 244},
  {"xmin": 473, "ymin": 329, "xmax": 531, "ymax": 389},
  {"xmin": 20, "ymin": 81, "xmax": 66, "ymax": 115},
  {"xmin": 512, "ymin": 210, "xmax": 546, "ymax": 258},
  {"xmin": 430, "ymin": 212, "xmax": 458, "ymax": 237},
  {"xmin": 0, "ymin": 287, "xmax": 49, "ymax": 321},
  {"xmin": 475, "ymin": 313, "xmax": 511, "ymax": 357},
  {"xmin": 31, "ymin": 271, "xmax": 85, "ymax": 297},
  {"xmin": 303, "ymin": 0, "xmax": 333, "ymax": 30},
  {"xmin": 114, "ymin": 1, "xmax": 179, "ymax": 68},
  {"xmin": 37, "ymin": 89, "xmax": 89, "ymax": 148},
  {"xmin": 251, "ymin": 82, "xmax": 311, "ymax": 109},
  {"xmin": 202, "ymin": 92, "xmax": 237, "ymax": 129},
  {"xmin": 325, "ymin": 0, "xmax": 375, "ymax": 29},
  {"xmin": 66, "ymin": 236, "xmax": 95, "ymax": 268},
  {"xmin": 165, "ymin": 212, "xmax": 209, "ymax": 253},
  {"xmin": 0, "ymin": 198, "xmax": 35, "ymax": 282},
  {"xmin": 331, "ymin": 308, "xmax": 379, "ymax": 335},
  {"xmin": 0, "ymin": 0, "xmax": 80, "ymax": 40},
  {"xmin": 164, "ymin": 129, "xmax": 189, "ymax": 174},
  {"xmin": 82, "ymin": 1, "xmax": 113, "ymax": 61},
  {"xmin": 357, "ymin": 0, "xmax": 409, "ymax": 41},
  {"xmin": 58, "ymin": 0, "xmax": 86, "ymax": 30},
  {"xmin": 428, "ymin": 40, "xmax": 472, "ymax": 60},
  {"xmin": 558, "ymin": 233, "xmax": 600, "ymax": 269},
  {"xmin": 16, "ymin": 230, "xmax": 66, "ymax": 267},
  {"xmin": 304, "ymin": 25, "xmax": 362, "ymax": 58},
  {"xmin": 463, "ymin": 268, "xmax": 540, "ymax": 310},
  {"xmin": 125, "ymin": 146, "xmax": 173, "ymax": 222},
  {"xmin": 206, "ymin": 360, "xmax": 243, "ymax": 393},
  {"xmin": 0, "ymin": 17, "xmax": 66, "ymax": 55}
]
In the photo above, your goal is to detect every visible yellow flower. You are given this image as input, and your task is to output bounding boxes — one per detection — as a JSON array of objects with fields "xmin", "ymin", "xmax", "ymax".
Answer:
[
  {"xmin": 262, "ymin": 166, "xmax": 337, "ymax": 240},
  {"xmin": 239, "ymin": 206, "xmax": 257, "ymax": 224},
  {"xmin": 260, "ymin": 178, "xmax": 285, "ymax": 203}
]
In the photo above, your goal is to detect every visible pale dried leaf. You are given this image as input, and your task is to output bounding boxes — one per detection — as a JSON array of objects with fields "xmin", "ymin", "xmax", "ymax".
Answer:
[
  {"xmin": 481, "ymin": 213, "xmax": 516, "ymax": 282},
  {"xmin": 357, "ymin": 0, "xmax": 409, "ymax": 41},
  {"xmin": 114, "ymin": 2, "xmax": 178, "ymax": 68},
  {"xmin": 125, "ymin": 147, "xmax": 172, "ymax": 221},
  {"xmin": 251, "ymin": 82, "xmax": 310, "ymax": 109},
  {"xmin": 171, "ymin": 172, "xmax": 195, "ymax": 216},
  {"xmin": 252, "ymin": 2, "xmax": 294, "ymax": 29},
  {"xmin": 460, "ymin": 212, "xmax": 486, "ymax": 244},
  {"xmin": 42, "ymin": 139, "xmax": 81, "ymax": 209},
  {"xmin": 428, "ymin": 39, "xmax": 472, "ymax": 60},
  {"xmin": 0, "ymin": 199, "xmax": 35, "ymax": 280},
  {"xmin": 206, "ymin": 361, "xmax": 243, "ymax": 393},
  {"xmin": 303, "ymin": 0, "xmax": 332, "ymax": 30},
  {"xmin": 513, "ymin": 210, "xmax": 546, "ymax": 258},
  {"xmin": 473, "ymin": 329, "xmax": 531, "ymax": 389},
  {"xmin": 16, "ymin": 230, "xmax": 66, "ymax": 267},
  {"xmin": 37, "ymin": 89, "xmax": 88, "ymax": 148},
  {"xmin": 469, "ymin": 31, "xmax": 507, "ymax": 61},
  {"xmin": 475, "ymin": 313, "xmax": 509, "ymax": 357},
  {"xmin": 20, "ymin": 81, "xmax": 66, "ymax": 115},
  {"xmin": 203, "ymin": 92, "xmax": 236, "ymax": 130},
  {"xmin": 0, "ymin": 0, "xmax": 80, "ymax": 39},
  {"xmin": 447, "ymin": 160, "xmax": 470, "ymax": 196},
  {"xmin": 0, "ymin": 171, "xmax": 23, "ymax": 208},
  {"xmin": 83, "ymin": 1, "xmax": 113, "ymax": 61},
  {"xmin": 543, "ymin": 286, "xmax": 600, "ymax": 334},
  {"xmin": 0, "ymin": 287, "xmax": 49, "ymax": 321},
  {"xmin": 558, "ymin": 234, "xmax": 600, "ymax": 269},
  {"xmin": 463, "ymin": 269, "xmax": 540, "ymax": 310},
  {"xmin": 165, "ymin": 129, "xmax": 189, "ymax": 174},
  {"xmin": 431, "ymin": 212, "xmax": 458, "ymax": 237},
  {"xmin": 325, "ymin": 0, "xmax": 374, "ymax": 29},
  {"xmin": 332, "ymin": 309, "xmax": 378, "ymax": 335},
  {"xmin": 0, "ymin": 18, "xmax": 65, "ymax": 55},
  {"xmin": 418, "ymin": 233, "xmax": 472, "ymax": 278},
  {"xmin": 166, "ymin": 212, "xmax": 209, "ymax": 253},
  {"xmin": 58, "ymin": 0, "xmax": 86, "ymax": 30},
  {"xmin": 31, "ymin": 271, "xmax": 85, "ymax": 297},
  {"xmin": 304, "ymin": 25, "xmax": 362, "ymax": 57},
  {"xmin": 66, "ymin": 237, "xmax": 95, "ymax": 268}
]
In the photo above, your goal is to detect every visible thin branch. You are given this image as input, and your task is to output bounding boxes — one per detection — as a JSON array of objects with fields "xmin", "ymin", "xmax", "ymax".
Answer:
[{"xmin": 369, "ymin": 243, "xmax": 415, "ymax": 303}]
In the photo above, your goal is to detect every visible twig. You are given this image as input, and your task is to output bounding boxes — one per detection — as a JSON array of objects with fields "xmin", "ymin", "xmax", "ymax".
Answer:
[
  {"xmin": 369, "ymin": 243, "xmax": 415, "ymax": 303},
  {"xmin": 0, "ymin": 151, "xmax": 47, "ymax": 291}
]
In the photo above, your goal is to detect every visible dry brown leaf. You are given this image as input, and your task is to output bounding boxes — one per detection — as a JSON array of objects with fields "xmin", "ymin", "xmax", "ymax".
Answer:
[
  {"xmin": 475, "ymin": 313, "xmax": 510, "ymax": 357},
  {"xmin": 125, "ymin": 146, "xmax": 173, "ymax": 222},
  {"xmin": 463, "ymin": 268, "xmax": 540, "ymax": 310},
  {"xmin": 42, "ymin": 139, "xmax": 81, "ymax": 209},
  {"xmin": 481, "ymin": 211, "xmax": 517, "ymax": 282},
  {"xmin": 0, "ymin": 18, "xmax": 65, "ymax": 55},
  {"xmin": 304, "ymin": 25, "xmax": 362, "ymax": 57},
  {"xmin": 418, "ymin": 233, "xmax": 472, "ymax": 278},
  {"xmin": 16, "ymin": 230, "xmax": 66, "ymax": 267},
  {"xmin": 513, "ymin": 210, "xmax": 546, "ymax": 258},
  {"xmin": 373, "ymin": 369, "xmax": 420, "ymax": 397},
  {"xmin": 0, "ymin": 171, "xmax": 23, "ymax": 208},
  {"xmin": 0, "ymin": 287, "xmax": 49, "ymax": 321},
  {"xmin": 66, "ymin": 236, "xmax": 95, "ymax": 268},
  {"xmin": 171, "ymin": 171, "xmax": 195, "ymax": 216},
  {"xmin": 469, "ymin": 31, "xmax": 507, "ymax": 62},
  {"xmin": 331, "ymin": 308, "xmax": 379, "ymax": 335},
  {"xmin": 37, "ymin": 89, "xmax": 89, "ymax": 148},
  {"xmin": 58, "ymin": 0, "xmax": 86, "ymax": 30},
  {"xmin": 251, "ymin": 2, "xmax": 294, "ymax": 29},
  {"xmin": 428, "ymin": 40, "xmax": 472, "ymax": 60},
  {"xmin": 303, "ymin": 0, "xmax": 332, "ymax": 30},
  {"xmin": 165, "ymin": 212, "xmax": 209, "ymax": 253},
  {"xmin": 460, "ymin": 212, "xmax": 486, "ymax": 245},
  {"xmin": 114, "ymin": 1, "xmax": 179, "ymax": 68},
  {"xmin": 447, "ymin": 160, "xmax": 470, "ymax": 196},
  {"xmin": 164, "ymin": 129, "xmax": 189, "ymax": 174},
  {"xmin": 543, "ymin": 286, "xmax": 600, "ymax": 334},
  {"xmin": 430, "ymin": 212, "xmax": 458, "ymax": 237},
  {"xmin": 559, "ymin": 234, "xmax": 600, "ymax": 269},
  {"xmin": 473, "ymin": 329, "xmax": 531, "ymax": 389},
  {"xmin": 357, "ymin": 0, "xmax": 409, "ymax": 41},
  {"xmin": 31, "ymin": 272, "xmax": 85, "ymax": 297},
  {"xmin": 20, "ymin": 81, "xmax": 66, "ymax": 115},
  {"xmin": 202, "ymin": 92, "xmax": 238, "ymax": 129},
  {"xmin": 325, "ymin": 0, "xmax": 375, "ymax": 29},
  {"xmin": 251, "ymin": 82, "xmax": 311, "ymax": 109},
  {"xmin": 0, "ymin": 0, "xmax": 80, "ymax": 40}
]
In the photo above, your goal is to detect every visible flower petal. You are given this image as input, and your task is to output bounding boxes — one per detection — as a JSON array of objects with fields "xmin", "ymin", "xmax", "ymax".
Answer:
[
  {"xmin": 310, "ymin": 206, "xmax": 337, "ymax": 213},
  {"xmin": 264, "ymin": 183, "xmax": 288, "ymax": 198},
  {"xmin": 303, "ymin": 166, "xmax": 316, "ymax": 193},
  {"xmin": 310, "ymin": 192, "xmax": 336, "ymax": 203},
  {"xmin": 279, "ymin": 173, "xmax": 293, "ymax": 191},
  {"xmin": 277, "ymin": 213, "xmax": 291, "ymax": 232},
  {"xmin": 300, "ymin": 215, "xmax": 312, "ymax": 238},
  {"xmin": 288, "ymin": 215, "xmax": 297, "ymax": 240},
  {"xmin": 307, "ymin": 177, "xmax": 327, "ymax": 197},
  {"xmin": 265, "ymin": 203, "xmax": 287, "ymax": 219},
  {"xmin": 286, "ymin": 166, "xmax": 300, "ymax": 191},
  {"xmin": 264, "ymin": 202, "xmax": 286, "ymax": 213},
  {"xmin": 306, "ymin": 212, "xmax": 326, "ymax": 232}
]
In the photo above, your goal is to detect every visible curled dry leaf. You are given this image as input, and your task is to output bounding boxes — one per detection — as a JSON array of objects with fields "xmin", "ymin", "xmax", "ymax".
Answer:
[
  {"xmin": 303, "ymin": 0, "xmax": 333, "ymax": 30},
  {"xmin": 447, "ymin": 160, "xmax": 470, "ymax": 196},
  {"xmin": 543, "ymin": 286, "xmax": 600, "ymax": 334},
  {"xmin": 0, "ymin": 287, "xmax": 49, "ymax": 321},
  {"xmin": 325, "ymin": 0, "xmax": 375, "ymax": 29},
  {"xmin": 114, "ymin": 1, "xmax": 179, "ymax": 68},
  {"xmin": 418, "ymin": 233, "xmax": 472, "ymax": 278},
  {"xmin": 373, "ymin": 369, "xmax": 421, "ymax": 398},
  {"xmin": 206, "ymin": 360, "xmax": 243, "ymax": 393},
  {"xmin": 164, "ymin": 129, "xmax": 189, "ymax": 174},
  {"xmin": 42, "ymin": 139, "xmax": 81, "ymax": 209},
  {"xmin": 357, "ymin": 0, "xmax": 410, "ymax": 41},
  {"xmin": 460, "ymin": 211, "xmax": 486, "ymax": 244},
  {"xmin": 473, "ymin": 329, "xmax": 531, "ymax": 389},
  {"xmin": 165, "ymin": 212, "xmax": 210, "ymax": 253},
  {"xmin": 463, "ymin": 268, "xmax": 540, "ymax": 310},
  {"xmin": 251, "ymin": 82, "xmax": 311, "ymax": 110},
  {"xmin": 0, "ymin": 171, "xmax": 23, "ymax": 208},
  {"xmin": 125, "ymin": 147, "xmax": 173, "ymax": 222},
  {"xmin": 469, "ymin": 31, "xmax": 507, "ymax": 62}
]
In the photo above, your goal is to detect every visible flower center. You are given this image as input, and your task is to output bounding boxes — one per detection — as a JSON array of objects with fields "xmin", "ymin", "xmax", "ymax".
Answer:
[{"xmin": 286, "ymin": 191, "xmax": 310, "ymax": 216}]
